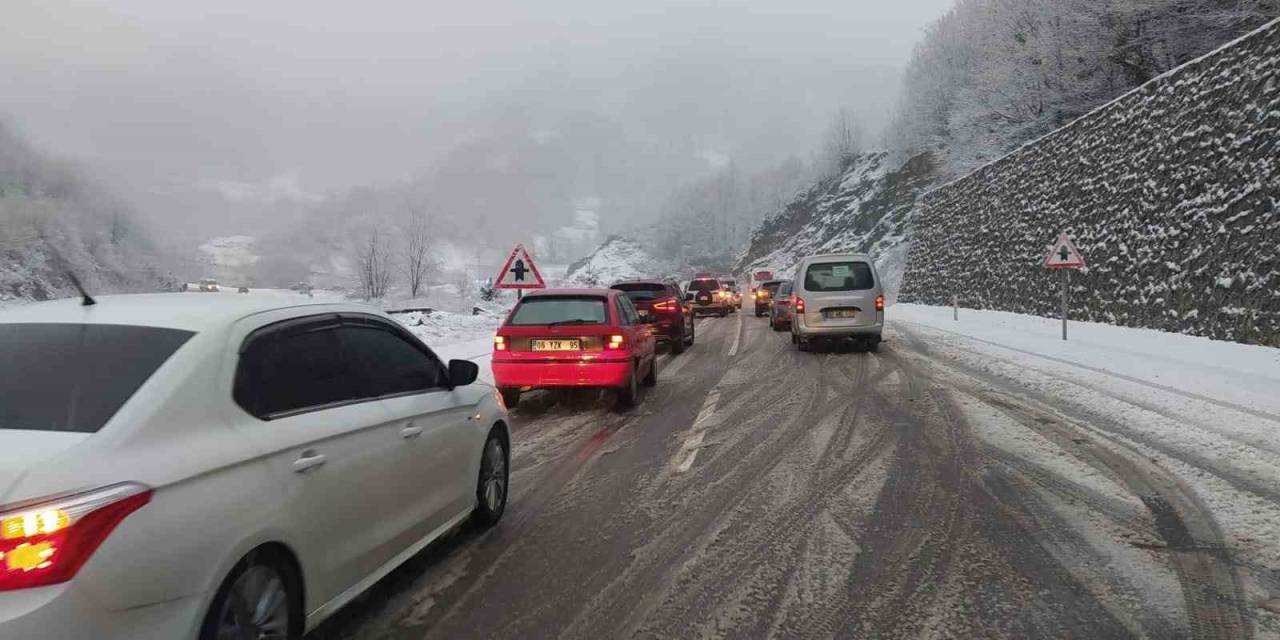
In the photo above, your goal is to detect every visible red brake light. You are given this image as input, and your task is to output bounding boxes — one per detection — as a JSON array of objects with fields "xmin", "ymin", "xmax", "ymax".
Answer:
[
  {"xmin": 794, "ymin": 296, "xmax": 805, "ymax": 313},
  {"xmin": 0, "ymin": 484, "xmax": 152, "ymax": 592},
  {"xmin": 652, "ymin": 298, "xmax": 677, "ymax": 312},
  {"xmin": 606, "ymin": 334, "xmax": 625, "ymax": 350},
  {"xmin": 875, "ymin": 295, "xmax": 885, "ymax": 312}
]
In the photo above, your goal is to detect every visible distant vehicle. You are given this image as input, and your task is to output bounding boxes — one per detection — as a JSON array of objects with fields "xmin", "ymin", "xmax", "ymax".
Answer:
[
  {"xmin": 0, "ymin": 294, "xmax": 509, "ymax": 639},
  {"xmin": 198, "ymin": 278, "xmax": 219, "ymax": 292},
  {"xmin": 610, "ymin": 279, "xmax": 695, "ymax": 355},
  {"xmin": 770, "ymin": 280, "xmax": 794, "ymax": 331},
  {"xmin": 289, "ymin": 282, "xmax": 313, "ymax": 293},
  {"xmin": 753, "ymin": 279, "xmax": 785, "ymax": 316},
  {"xmin": 492, "ymin": 288, "xmax": 658, "ymax": 410},
  {"xmin": 790, "ymin": 254, "xmax": 884, "ymax": 352},
  {"xmin": 686, "ymin": 277, "xmax": 730, "ymax": 317},
  {"xmin": 721, "ymin": 278, "xmax": 742, "ymax": 311},
  {"xmin": 237, "ymin": 286, "xmax": 250, "ymax": 294}
]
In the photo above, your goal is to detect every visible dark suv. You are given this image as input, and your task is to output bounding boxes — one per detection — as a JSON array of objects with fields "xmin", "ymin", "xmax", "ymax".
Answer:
[
  {"xmin": 610, "ymin": 280, "xmax": 696, "ymax": 354},
  {"xmin": 686, "ymin": 277, "xmax": 730, "ymax": 317},
  {"xmin": 753, "ymin": 280, "xmax": 784, "ymax": 316}
]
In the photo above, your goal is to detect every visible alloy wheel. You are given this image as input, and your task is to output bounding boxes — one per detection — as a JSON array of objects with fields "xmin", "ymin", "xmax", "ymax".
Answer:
[{"xmin": 214, "ymin": 565, "xmax": 290, "ymax": 640}]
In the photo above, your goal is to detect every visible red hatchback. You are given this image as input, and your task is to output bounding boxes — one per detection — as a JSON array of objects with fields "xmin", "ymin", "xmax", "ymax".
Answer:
[{"xmin": 492, "ymin": 288, "xmax": 658, "ymax": 409}]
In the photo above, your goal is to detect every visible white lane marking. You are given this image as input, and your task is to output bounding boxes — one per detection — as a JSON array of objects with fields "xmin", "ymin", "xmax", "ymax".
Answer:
[
  {"xmin": 674, "ymin": 388, "xmax": 721, "ymax": 473},
  {"xmin": 727, "ymin": 311, "xmax": 743, "ymax": 357}
]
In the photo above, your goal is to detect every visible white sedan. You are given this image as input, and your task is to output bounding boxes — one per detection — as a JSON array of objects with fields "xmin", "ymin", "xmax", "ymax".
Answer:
[{"xmin": 0, "ymin": 293, "xmax": 510, "ymax": 639}]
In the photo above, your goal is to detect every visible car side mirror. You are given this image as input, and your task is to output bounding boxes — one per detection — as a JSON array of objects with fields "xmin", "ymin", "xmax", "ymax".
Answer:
[{"xmin": 447, "ymin": 359, "xmax": 479, "ymax": 387}]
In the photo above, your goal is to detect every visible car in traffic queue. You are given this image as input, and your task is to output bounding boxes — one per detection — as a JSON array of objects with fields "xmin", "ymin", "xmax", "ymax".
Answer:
[
  {"xmin": 491, "ymin": 288, "xmax": 658, "ymax": 409},
  {"xmin": 769, "ymin": 280, "xmax": 794, "ymax": 331},
  {"xmin": 753, "ymin": 279, "xmax": 785, "ymax": 316},
  {"xmin": 0, "ymin": 294, "xmax": 510, "ymax": 640},
  {"xmin": 721, "ymin": 279, "xmax": 742, "ymax": 311},
  {"xmin": 685, "ymin": 277, "xmax": 732, "ymax": 317},
  {"xmin": 790, "ymin": 253, "xmax": 884, "ymax": 352},
  {"xmin": 610, "ymin": 279, "xmax": 695, "ymax": 355}
]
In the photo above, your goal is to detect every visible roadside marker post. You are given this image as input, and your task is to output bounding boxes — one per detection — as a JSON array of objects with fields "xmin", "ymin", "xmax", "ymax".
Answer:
[
  {"xmin": 953, "ymin": 294, "xmax": 958, "ymax": 321},
  {"xmin": 1041, "ymin": 232, "xmax": 1086, "ymax": 341}
]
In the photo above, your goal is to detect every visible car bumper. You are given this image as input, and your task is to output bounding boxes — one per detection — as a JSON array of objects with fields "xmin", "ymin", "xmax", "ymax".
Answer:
[
  {"xmin": 641, "ymin": 319, "xmax": 682, "ymax": 342},
  {"xmin": 0, "ymin": 583, "xmax": 201, "ymax": 640},
  {"xmin": 794, "ymin": 318, "xmax": 882, "ymax": 338},
  {"xmin": 492, "ymin": 359, "xmax": 632, "ymax": 389},
  {"xmin": 691, "ymin": 304, "xmax": 727, "ymax": 314}
]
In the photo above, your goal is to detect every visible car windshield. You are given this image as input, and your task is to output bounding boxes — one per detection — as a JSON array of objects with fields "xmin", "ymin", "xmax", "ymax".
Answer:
[
  {"xmin": 611, "ymin": 283, "xmax": 666, "ymax": 301},
  {"xmin": 0, "ymin": 323, "xmax": 193, "ymax": 433},
  {"xmin": 689, "ymin": 279, "xmax": 720, "ymax": 292},
  {"xmin": 804, "ymin": 261, "xmax": 874, "ymax": 292},
  {"xmin": 508, "ymin": 297, "xmax": 609, "ymax": 325}
]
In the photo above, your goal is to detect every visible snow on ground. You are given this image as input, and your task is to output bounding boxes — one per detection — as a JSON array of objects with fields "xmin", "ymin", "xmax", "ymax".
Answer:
[
  {"xmin": 562, "ymin": 236, "xmax": 669, "ymax": 287},
  {"xmin": 393, "ymin": 310, "xmax": 501, "ymax": 384},
  {"xmin": 889, "ymin": 303, "xmax": 1280, "ymax": 609}
]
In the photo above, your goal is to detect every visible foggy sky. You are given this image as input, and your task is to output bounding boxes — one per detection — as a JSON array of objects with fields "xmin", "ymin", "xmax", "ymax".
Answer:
[{"xmin": 2, "ymin": 0, "xmax": 952, "ymax": 211}]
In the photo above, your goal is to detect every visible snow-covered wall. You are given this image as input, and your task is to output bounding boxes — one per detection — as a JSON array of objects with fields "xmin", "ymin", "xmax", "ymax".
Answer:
[{"xmin": 899, "ymin": 19, "xmax": 1280, "ymax": 346}]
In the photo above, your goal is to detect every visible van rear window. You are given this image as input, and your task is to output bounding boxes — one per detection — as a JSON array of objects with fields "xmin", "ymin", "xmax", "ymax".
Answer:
[
  {"xmin": 804, "ymin": 262, "xmax": 874, "ymax": 292},
  {"xmin": 508, "ymin": 297, "xmax": 609, "ymax": 326}
]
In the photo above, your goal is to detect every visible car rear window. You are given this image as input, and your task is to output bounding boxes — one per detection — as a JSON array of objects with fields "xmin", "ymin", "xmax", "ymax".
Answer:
[
  {"xmin": 0, "ymin": 323, "xmax": 194, "ymax": 433},
  {"xmin": 762, "ymin": 281, "xmax": 783, "ymax": 295},
  {"xmin": 689, "ymin": 279, "xmax": 720, "ymax": 292},
  {"xmin": 508, "ymin": 296, "xmax": 609, "ymax": 325},
  {"xmin": 611, "ymin": 283, "xmax": 667, "ymax": 301},
  {"xmin": 778, "ymin": 281, "xmax": 793, "ymax": 296},
  {"xmin": 804, "ymin": 261, "xmax": 874, "ymax": 291}
]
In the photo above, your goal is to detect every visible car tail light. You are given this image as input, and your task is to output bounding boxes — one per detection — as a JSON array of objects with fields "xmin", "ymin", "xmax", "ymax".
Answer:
[
  {"xmin": 606, "ymin": 334, "xmax": 625, "ymax": 350},
  {"xmin": 652, "ymin": 298, "xmax": 677, "ymax": 313},
  {"xmin": 0, "ymin": 483, "xmax": 152, "ymax": 592},
  {"xmin": 875, "ymin": 295, "xmax": 885, "ymax": 312},
  {"xmin": 794, "ymin": 297, "xmax": 805, "ymax": 313},
  {"xmin": 493, "ymin": 335, "xmax": 507, "ymax": 351}
]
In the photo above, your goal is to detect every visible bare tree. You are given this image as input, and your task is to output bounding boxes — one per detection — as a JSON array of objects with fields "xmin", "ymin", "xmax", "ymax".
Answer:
[
  {"xmin": 355, "ymin": 228, "xmax": 393, "ymax": 300},
  {"xmin": 401, "ymin": 209, "xmax": 436, "ymax": 298}
]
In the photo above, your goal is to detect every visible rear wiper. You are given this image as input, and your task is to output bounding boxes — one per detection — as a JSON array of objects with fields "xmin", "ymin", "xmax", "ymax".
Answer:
[{"xmin": 546, "ymin": 319, "xmax": 597, "ymax": 327}]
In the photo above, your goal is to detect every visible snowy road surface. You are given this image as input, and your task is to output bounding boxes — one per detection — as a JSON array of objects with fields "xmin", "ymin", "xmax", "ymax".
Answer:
[{"xmin": 309, "ymin": 307, "xmax": 1280, "ymax": 639}]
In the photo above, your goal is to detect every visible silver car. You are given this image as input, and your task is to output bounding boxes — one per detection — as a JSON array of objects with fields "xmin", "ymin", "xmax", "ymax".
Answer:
[{"xmin": 789, "ymin": 253, "xmax": 884, "ymax": 352}]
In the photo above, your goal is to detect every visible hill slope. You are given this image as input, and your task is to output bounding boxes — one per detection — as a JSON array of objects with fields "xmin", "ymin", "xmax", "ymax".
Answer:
[
  {"xmin": 734, "ymin": 152, "xmax": 937, "ymax": 297},
  {"xmin": 0, "ymin": 122, "xmax": 169, "ymax": 302}
]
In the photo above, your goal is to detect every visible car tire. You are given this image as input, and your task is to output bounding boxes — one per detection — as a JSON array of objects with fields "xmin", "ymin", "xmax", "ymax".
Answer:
[
  {"xmin": 719, "ymin": 310, "xmax": 728, "ymax": 318},
  {"xmin": 671, "ymin": 332, "xmax": 686, "ymax": 355},
  {"xmin": 616, "ymin": 367, "xmax": 639, "ymax": 410},
  {"xmin": 199, "ymin": 548, "xmax": 302, "ymax": 640},
  {"xmin": 797, "ymin": 337, "xmax": 810, "ymax": 352},
  {"xmin": 499, "ymin": 388, "xmax": 521, "ymax": 409},
  {"xmin": 867, "ymin": 337, "xmax": 882, "ymax": 353},
  {"xmin": 471, "ymin": 430, "xmax": 508, "ymax": 528},
  {"xmin": 641, "ymin": 356, "xmax": 658, "ymax": 387}
]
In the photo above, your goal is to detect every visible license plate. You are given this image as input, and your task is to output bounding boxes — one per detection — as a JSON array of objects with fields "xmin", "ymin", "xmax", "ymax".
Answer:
[
  {"xmin": 827, "ymin": 309, "xmax": 857, "ymax": 319},
  {"xmin": 531, "ymin": 339, "xmax": 581, "ymax": 351}
]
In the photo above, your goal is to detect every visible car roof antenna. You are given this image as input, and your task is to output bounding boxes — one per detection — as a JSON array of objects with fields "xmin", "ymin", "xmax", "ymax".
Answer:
[{"xmin": 66, "ymin": 270, "xmax": 97, "ymax": 306}]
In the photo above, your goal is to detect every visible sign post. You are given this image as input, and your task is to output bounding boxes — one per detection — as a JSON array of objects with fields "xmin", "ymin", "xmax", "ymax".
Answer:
[
  {"xmin": 1041, "ymin": 232, "xmax": 1086, "ymax": 340},
  {"xmin": 495, "ymin": 244, "xmax": 546, "ymax": 300}
]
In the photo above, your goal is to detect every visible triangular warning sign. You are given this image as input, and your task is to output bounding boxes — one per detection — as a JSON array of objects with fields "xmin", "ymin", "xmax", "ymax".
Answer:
[
  {"xmin": 495, "ymin": 244, "xmax": 546, "ymax": 289},
  {"xmin": 1042, "ymin": 233, "xmax": 1086, "ymax": 269}
]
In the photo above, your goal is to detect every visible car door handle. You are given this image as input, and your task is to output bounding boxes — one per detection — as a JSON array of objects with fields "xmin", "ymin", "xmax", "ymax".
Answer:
[
  {"xmin": 292, "ymin": 450, "xmax": 327, "ymax": 473},
  {"xmin": 400, "ymin": 425, "xmax": 424, "ymax": 439}
]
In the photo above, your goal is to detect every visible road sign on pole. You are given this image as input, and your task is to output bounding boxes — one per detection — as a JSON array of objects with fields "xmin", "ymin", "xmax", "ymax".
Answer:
[
  {"xmin": 1041, "ymin": 232, "xmax": 1086, "ymax": 340},
  {"xmin": 495, "ymin": 244, "xmax": 546, "ymax": 292}
]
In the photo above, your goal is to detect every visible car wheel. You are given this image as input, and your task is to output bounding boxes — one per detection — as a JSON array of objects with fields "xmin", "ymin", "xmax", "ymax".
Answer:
[
  {"xmin": 790, "ymin": 331, "xmax": 798, "ymax": 344},
  {"xmin": 616, "ymin": 366, "xmax": 639, "ymax": 410},
  {"xmin": 499, "ymin": 388, "xmax": 521, "ymax": 409},
  {"xmin": 719, "ymin": 310, "xmax": 728, "ymax": 318},
  {"xmin": 641, "ymin": 356, "xmax": 658, "ymax": 387},
  {"xmin": 867, "ymin": 337, "xmax": 882, "ymax": 353},
  {"xmin": 472, "ymin": 430, "xmax": 508, "ymax": 528},
  {"xmin": 685, "ymin": 319, "xmax": 696, "ymax": 346},
  {"xmin": 671, "ymin": 328, "xmax": 687, "ymax": 355},
  {"xmin": 200, "ymin": 549, "xmax": 301, "ymax": 640},
  {"xmin": 797, "ymin": 337, "xmax": 810, "ymax": 352}
]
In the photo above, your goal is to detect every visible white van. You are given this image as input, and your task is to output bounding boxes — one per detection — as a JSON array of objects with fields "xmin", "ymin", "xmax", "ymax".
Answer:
[{"xmin": 789, "ymin": 253, "xmax": 884, "ymax": 352}]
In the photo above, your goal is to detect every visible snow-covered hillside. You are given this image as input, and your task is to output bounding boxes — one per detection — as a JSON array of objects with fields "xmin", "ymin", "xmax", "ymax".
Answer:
[
  {"xmin": 735, "ymin": 152, "xmax": 937, "ymax": 299},
  {"xmin": 562, "ymin": 235, "xmax": 669, "ymax": 287}
]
